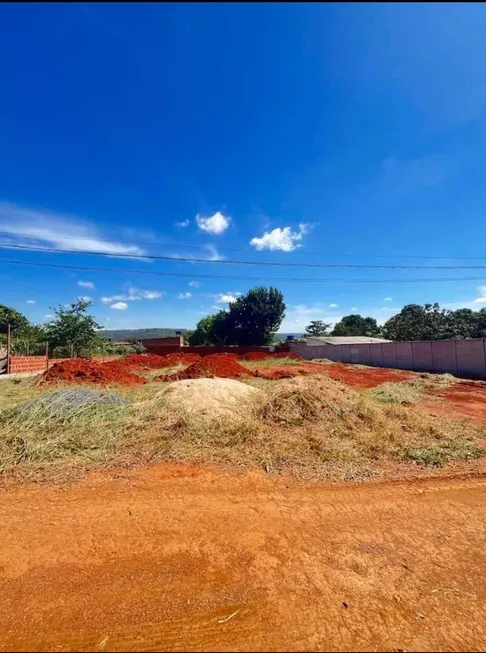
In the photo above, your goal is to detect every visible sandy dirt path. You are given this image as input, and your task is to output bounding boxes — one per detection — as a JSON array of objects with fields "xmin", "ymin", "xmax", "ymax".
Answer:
[{"xmin": 1, "ymin": 464, "xmax": 485, "ymax": 652}]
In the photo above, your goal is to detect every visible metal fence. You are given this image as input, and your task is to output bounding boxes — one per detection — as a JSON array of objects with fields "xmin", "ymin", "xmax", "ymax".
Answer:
[{"xmin": 289, "ymin": 339, "xmax": 486, "ymax": 380}]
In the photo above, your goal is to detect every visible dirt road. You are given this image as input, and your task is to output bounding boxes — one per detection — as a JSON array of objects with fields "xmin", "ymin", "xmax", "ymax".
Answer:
[{"xmin": 1, "ymin": 464, "xmax": 485, "ymax": 652}]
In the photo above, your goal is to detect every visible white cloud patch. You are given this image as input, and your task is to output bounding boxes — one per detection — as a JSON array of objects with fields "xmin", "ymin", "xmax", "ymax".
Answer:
[
  {"xmin": 44, "ymin": 314, "xmax": 54, "ymax": 320},
  {"xmin": 474, "ymin": 286, "xmax": 486, "ymax": 303},
  {"xmin": 188, "ymin": 280, "xmax": 200, "ymax": 288},
  {"xmin": 216, "ymin": 293, "xmax": 239, "ymax": 304},
  {"xmin": 384, "ymin": 297, "xmax": 392, "ymax": 302},
  {"xmin": 0, "ymin": 201, "xmax": 147, "ymax": 257},
  {"xmin": 100, "ymin": 287, "xmax": 163, "ymax": 304},
  {"xmin": 178, "ymin": 292, "xmax": 192, "ymax": 299},
  {"xmin": 78, "ymin": 280, "xmax": 95, "ymax": 289},
  {"xmin": 175, "ymin": 219, "xmax": 190, "ymax": 228},
  {"xmin": 77, "ymin": 296, "xmax": 92, "ymax": 302},
  {"xmin": 195, "ymin": 211, "xmax": 231, "ymax": 235},
  {"xmin": 250, "ymin": 223, "xmax": 310, "ymax": 252},
  {"xmin": 26, "ymin": 299, "xmax": 36, "ymax": 304},
  {"xmin": 351, "ymin": 307, "xmax": 358, "ymax": 312},
  {"xmin": 204, "ymin": 244, "xmax": 224, "ymax": 261},
  {"xmin": 329, "ymin": 303, "xmax": 338, "ymax": 308},
  {"xmin": 110, "ymin": 302, "xmax": 128, "ymax": 311}
]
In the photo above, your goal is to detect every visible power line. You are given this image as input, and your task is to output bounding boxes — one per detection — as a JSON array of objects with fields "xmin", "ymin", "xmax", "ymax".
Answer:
[
  {"xmin": 1, "ymin": 257, "xmax": 485, "ymax": 283},
  {"xmin": 4, "ymin": 242, "xmax": 486, "ymax": 270},
  {"xmin": 0, "ymin": 229, "xmax": 484, "ymax": 260}
]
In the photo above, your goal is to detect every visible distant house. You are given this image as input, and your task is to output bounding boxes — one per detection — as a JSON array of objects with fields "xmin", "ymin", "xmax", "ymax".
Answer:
[{"xmin": 305, "ymin": 336, "xmax": 392, "ymax": 346}]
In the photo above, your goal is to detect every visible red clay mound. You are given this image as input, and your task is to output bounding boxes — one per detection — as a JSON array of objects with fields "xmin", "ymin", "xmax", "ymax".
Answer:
[
  {"xmin": 157, "ymin": 353, "xmax": 253, "ymax": 381},
  {"xmin": 160, "ymin": 352, "xmax": 202, "ymax": 367},
  {"xmin": 43, "ymin": 358, "xmax": 145, "ymax": 387},
  {"xmin": 240, "ymin": 351, "xmax": 302, "ymax": 361},
  {"xmin": 255, "ymin": 367, "xmax": 309, "ymax": 380}
]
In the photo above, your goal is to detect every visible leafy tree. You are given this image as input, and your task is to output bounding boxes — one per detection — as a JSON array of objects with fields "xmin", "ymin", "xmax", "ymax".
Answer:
[
  {"xmin": 187, "ymin": 312, "xmax": 229, "ymax": 345},
  {"xmin": 224, "ymin": 286, "xmax": 286, "ymax": 346},
  {"xmin": 45, "ymin": 299, "xmax": 103, "ymax": 357},
  {"xmin": 304, "ymin": 320, "xmax": 332, "ymax": 337},
  {"xmin": 331, "ymin": 314, "xmax": 381, "ymax": 337},
  {"xmin": 382, "ymin": 303, "xmax": 451, "ymax": 341},
  {"xmin": 0, "ymin": 304, "xmax": 30, "ymax": 334}
]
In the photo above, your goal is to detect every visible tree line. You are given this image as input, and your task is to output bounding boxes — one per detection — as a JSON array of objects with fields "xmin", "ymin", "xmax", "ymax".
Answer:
[
  {"xmin": 305, "ymin": 303, "xmax": 486, "ymax": 341},
  {"xmin": 3, "ymin": 291, "xmax": 486, "ymax": 358},
  {"xmin": 0, "ymin": 299, "xmax": 144, "ymax": 357}
]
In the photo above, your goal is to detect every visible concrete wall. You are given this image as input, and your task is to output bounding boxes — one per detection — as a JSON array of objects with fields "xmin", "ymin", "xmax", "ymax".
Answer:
[{"xmin": 289, "ymin": 339, "xmax": 486, "ymax": 380}]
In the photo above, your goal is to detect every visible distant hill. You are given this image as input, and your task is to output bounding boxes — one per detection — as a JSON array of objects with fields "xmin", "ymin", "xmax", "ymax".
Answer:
[{"xmin": 99, "ymin": 328, "xmax": 303, "ymax": 342}]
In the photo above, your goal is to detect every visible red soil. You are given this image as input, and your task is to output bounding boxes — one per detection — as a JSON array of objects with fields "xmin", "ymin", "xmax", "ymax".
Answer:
[
  {"xmin": 322, "ymin": 363, "xmax": 415, "ymax": 389},
  {"xmin": 423, "ymin": 381, "xmax": 486, "ymax": 426},
  {"xmin": 43, "ymin": 358, "xmax": 146, "ymax": 387},
  {"xmin": 255, "ymin": 367, "xmax": 310, "ymax": 380},
  {"xmin": 157, "ymin": 353, "xmax": 254, "ymax": 381}
]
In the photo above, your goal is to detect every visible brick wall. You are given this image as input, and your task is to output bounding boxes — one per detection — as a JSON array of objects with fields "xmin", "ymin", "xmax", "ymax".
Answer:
[
  {"xmin": 8, "ymin": 355, "xmax": 121, "ymax": 374},
  {"xmin": 140, "ymin": 336, "xmax": 184, "ymax": 347}
]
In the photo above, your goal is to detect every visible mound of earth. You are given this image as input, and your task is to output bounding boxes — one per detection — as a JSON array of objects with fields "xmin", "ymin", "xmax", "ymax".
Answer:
[
  {"xmin": 43, "ymin": 358, "xmax": 145, "ymax": 386},
  {"xmin": 123, "ymin": 352, "xmax": 202, "ymax": 369},
  {"xmin": 157, "ymin": 353, "xmax": 253, "ymax": 381},
  {"xmin": 143, "ymin": 377, "xmax": 258, "ymax": 419},
  {"xmin": 16, "ymin": 389, "xmax": 128, "ymax": 420}
]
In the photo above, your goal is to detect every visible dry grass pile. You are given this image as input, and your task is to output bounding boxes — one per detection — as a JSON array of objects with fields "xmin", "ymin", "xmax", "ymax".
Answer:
[
  {"xmin": 0, "ymin": 375, "xmax": 484, "ymax": 483},
  {"xmin": 138, "ymin": 378, "xmax": 258, "ymax": 421}
]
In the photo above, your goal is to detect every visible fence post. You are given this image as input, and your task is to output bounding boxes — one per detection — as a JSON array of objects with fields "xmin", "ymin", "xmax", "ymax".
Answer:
[
  {"xmin": 6, "ymin": 323, "xmax": 11, "ymax": 375},
  {"xmin": 45, "ymin": 341, "xmax": 49, "ymax": 371},
  {"xmin": 70, "ymin": 343, "xmax": 74, "ymax": 359}
]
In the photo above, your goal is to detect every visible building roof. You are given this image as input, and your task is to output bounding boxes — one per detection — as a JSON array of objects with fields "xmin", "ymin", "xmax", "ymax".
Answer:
[{"xmin": 305, "ymin": 336, "xmax": 392, "ymax": 346}]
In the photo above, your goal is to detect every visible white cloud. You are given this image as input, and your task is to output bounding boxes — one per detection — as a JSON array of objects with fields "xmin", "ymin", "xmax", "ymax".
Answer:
[
  {"xmin": 474, "ymin": 286, "xmax": 486, "ymax": 303},
  {"xmin": 351, "ymin": 307, "xmax": 358, "ymax": 312},
  {"xmin": 26, "ymin": 299, "xmax": 36, "ymax": 304},
  {"xmin": 0, "ymin": 201, "xmax": 147, "ymax": 257},
  {"xmin": 188, "ymin": 280, "xmax": 200, "ymax": 288},
  {"xmin": 78, "ymin": 280, "xmax": 95, "ymax": 289},
  {"xmin": 101, "ymin": 287, "xmax": 162, "ymax": 303},
  {"xmin": 204, "ymin": 244, "xmax": 224, "ymax": 261},
  {"xmin": 178, "ymin": 292, "xmax": 192, "ymax": 299},
  {"xmin": 384, "ymin": 297, "xmax": 392, "ymax": 302},
  {"xmin": 139, "ymin": 290, "xmax": 162, "ymax": 300},
  {"xmin": 77, "ymin": 296, "xmax": 92, "ymax": 302},
  {"xmin": 175, "ymin": 219, "xmax": 190, "ymax": 228},
  {"xmin": 44, "ymin": 314, "xmax": 54, "ymax": 319},
  {"xmin": 250, "ymin": 223, "xmax": 310, "ymax": 252},
  {"xmin": 110, "ymin": 302, "xmax": 128, "ymax": 311},
  {"xmin": 195, "ymin": 211, "xmax": 231, "ymax": 235},
  {"xmin": 216, "ymin": 293, "xmax": 239, "ymax": 304},
  {"xmin": 329, "ymin": 303, "xmax": 338, "ymax": 308}
]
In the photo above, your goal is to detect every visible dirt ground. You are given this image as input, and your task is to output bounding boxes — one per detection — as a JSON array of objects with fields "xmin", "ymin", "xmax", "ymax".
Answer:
[{"xmin": 1, "ymin": 463, "xmax": 486, "ymax": 652}]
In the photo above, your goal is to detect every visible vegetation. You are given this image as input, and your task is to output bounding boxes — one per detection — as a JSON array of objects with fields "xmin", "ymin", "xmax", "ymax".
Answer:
[
  {"xmin": 304, "ymin": 320, "xmax": 331, "ymax": 337},
  {"xmin": 45, "ymin": 299, "xmax": 103, "ymax": 357},
  {"xmin": 0, "ymin": 373, "xmax": 483, "ymax": 483},
  {"xmin": 0, "ymin": 305, "xmax": 30, "ymax": 334},
  {"xmin": 331, "ymin": 314, "xmax": 381, "ymax": 337},
  {"xmin": 383, "ymin": 303, "xmax": 486, "ymax": 340},
  {"xmin": 189, "ymin": 286, "xmax": 286, "ymax": 346}
]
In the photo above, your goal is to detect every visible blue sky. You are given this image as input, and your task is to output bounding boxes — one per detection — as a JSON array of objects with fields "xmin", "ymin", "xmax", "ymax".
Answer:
[{"xmin": 2, "ymin": 2, "xmax": 486, "ymax": 332}]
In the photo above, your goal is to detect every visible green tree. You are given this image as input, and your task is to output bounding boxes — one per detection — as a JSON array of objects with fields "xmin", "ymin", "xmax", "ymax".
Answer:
[
  {"xmin": 304, "ymin": 320, "xmax": 332, "ymax": 337},
  {"xmin": 331, "ymin": 314, "xmax": 381, "ymax": 337},
  {"xmin": 45, "ymin": 299, "xmax": 103, "ymax": 357},
  {"xmin": 0, "ymin": 304, "xmax": 30, "ymax": 334},
  {"xmin": 187, "ymin": 312, "xmax": 230, "ymax": 345},
  {"xmin": 383, "ymin": 303, "xmax": 451, "ymax": 341},
  {"xmin": 224, "ymin": 286, "xmax": 286, "ymax": 346}
]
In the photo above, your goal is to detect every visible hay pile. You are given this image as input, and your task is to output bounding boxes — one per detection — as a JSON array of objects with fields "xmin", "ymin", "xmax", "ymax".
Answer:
[
  {"xmin": 16, "ymin": 389, "xmax": 128, "ymax": 421},
  {"xmin": 142, "ymin": 377, "xmax": 258, "ymax": 420}
]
